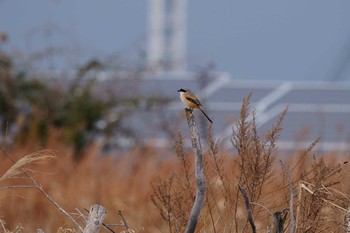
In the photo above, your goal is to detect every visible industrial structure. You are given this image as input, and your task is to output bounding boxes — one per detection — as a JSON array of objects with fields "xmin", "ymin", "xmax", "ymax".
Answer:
[{"xmin": 147, "ymin": 0, "xmax": 187, "ymax": 72}]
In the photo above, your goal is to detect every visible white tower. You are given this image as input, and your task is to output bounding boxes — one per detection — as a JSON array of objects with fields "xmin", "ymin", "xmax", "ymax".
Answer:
[{"xmin": 148, "ymin": 0, "xmax": 187, "ymax": 72}]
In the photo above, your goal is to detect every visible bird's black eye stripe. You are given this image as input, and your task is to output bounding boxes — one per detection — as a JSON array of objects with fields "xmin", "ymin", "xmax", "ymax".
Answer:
[{"xmin": 177, "ymin": 88, "xmax": 187, "ymax": 92}]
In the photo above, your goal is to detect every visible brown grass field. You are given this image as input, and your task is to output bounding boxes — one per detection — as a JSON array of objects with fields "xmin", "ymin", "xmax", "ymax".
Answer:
[
  {"xmin": 1, "ymin": 97, "xmax": 350, "ymax": 233},
  {"xmin": 1, "ymin": 137, "xmax": 349, "ymax": 232}
]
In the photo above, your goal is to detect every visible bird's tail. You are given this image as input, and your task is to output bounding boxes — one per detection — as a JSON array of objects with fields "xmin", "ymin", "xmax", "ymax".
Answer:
[{"xmin": 200, "ymin": 109, "xmax": 213, "ymax": 123}]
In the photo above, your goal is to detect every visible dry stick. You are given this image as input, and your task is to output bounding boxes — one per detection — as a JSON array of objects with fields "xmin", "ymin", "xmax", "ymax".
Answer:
[
  {"xmin": 238, "ymin": 185, "xmax": 256, "ymax": 233},
  {"xmin": 76, "ymin": 208, "xmax": 88, "ymax": 222},
  {"xmin": 295, "ymin": 181, "xmax": 302, "ymax": 233},
  {"xmin": 0, "ymin": 145, "xmax": 84, "ymax": 232},
  {"xmin": 250, "ymin": 202, "xmax": 273, "ymax": 216},
  {"xmin": 0, "ymin": 185, "xmax": 36, "ymax": 190},
  {"xmin": 299, "ymin": 182, "xmax": 348, "ymax": 212},
  {"xmin": 118, "ymin": 210, "xmax": 129, "ymax": 230},
  {"xmin": 0, "ymin": 220, "xmax": 7, "ymax": 232},
  {"xmin": 84, "ymin": 208, "xmax": 115, "ymax": 233},
  {"xmin": 184, "ymin": 108, "xmax": 206, "ymax": 233},
  {"xmin": 13, "ymin": 224, "xmax": 23, "ymax": 233},
  {"xmin": 83, "ymin": 205, "xmax": 106, "ymax": 233},
  {"xmin": 279, "ymin": 160, "xmax": 295, "ymax": 233}
]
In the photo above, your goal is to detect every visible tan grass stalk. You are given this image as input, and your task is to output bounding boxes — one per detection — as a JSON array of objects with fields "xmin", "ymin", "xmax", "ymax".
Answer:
[
  {"xmin": 300, "ymin": 182, "xmax": 348, "ymax": 212},
  {"xmin": 1, "ymin": 150, "xmax": 55, "ymax": 181},
  {"xmin": 0, "ymin": 145, "xmax": 84, "ymax": 232}
]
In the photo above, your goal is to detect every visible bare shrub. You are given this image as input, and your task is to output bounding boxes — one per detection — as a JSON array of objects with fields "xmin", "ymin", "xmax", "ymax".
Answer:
[
  {"xmin": 151, "ymin": 93, "xmax": 290, "ymax": 232},
  {"xmin": 295, "ymin": 156, "xmax": 348, "ymax": 232},
  {"xmin": 231, "ymin": 93, "xmax": 288, "ymax": 232},
  {"xmin": 1, "ymin": 93, "xmax": 349, "ymax": 233}
]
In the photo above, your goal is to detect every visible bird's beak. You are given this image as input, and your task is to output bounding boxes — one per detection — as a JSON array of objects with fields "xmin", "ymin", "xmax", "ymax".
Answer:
[{"xmin": 177, "ymin": 89, "xmax": 181, "ymax": 92}]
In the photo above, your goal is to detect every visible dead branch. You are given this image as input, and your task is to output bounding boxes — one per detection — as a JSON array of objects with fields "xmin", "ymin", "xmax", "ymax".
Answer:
[
  {"xmin": 84, "ymin": 208, "xmax": 115, "ymax": 233},
  {"xmin": 184, "ymin": 108, "xmax": 206, "ymax": 233},
  {"xmin": 76, "ymin": 208, "xmax": 88, "ymax": 222},
  {"xmin": 299, "ymin": 181, "xmax": 348, "ymax": 212},
  {"xmin": 250, "ymin": 202, "xmax": 273, "ymax": 216},
  {"xmin": 118, "ymin": 210, "xmax": 129, "ymax": 230},
  {"xmin": 0, "ymin": 185, "xmax": 36, "ymax": 190},
  {"xmin": 0, "ymin": 219, "xmax": 6, "ymax": 232},
  {"xmin": 238, "ymin": 185, "xmax": 256, "ymax": 233},
  {"xmin": 83, "ymin": 205, "xmax": 106, "ymax": 233},
  {"xmin": 3, "ymin": 223, "xmax": 23, "ymax": 233},
  {"xmin": 279, "ymin": 160, "xmax": 295, "ymax": 233}
]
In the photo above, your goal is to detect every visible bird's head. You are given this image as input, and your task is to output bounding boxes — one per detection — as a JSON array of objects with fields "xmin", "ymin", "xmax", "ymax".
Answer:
[{"xmin": 177, "ymin": 88, "xmax": 187, "ymax": 93}]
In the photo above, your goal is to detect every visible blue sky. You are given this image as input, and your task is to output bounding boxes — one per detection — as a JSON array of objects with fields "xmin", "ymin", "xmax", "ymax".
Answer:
[{"xmin": 1, "ymin": 0, "xmax": 350, "ymax": 81}]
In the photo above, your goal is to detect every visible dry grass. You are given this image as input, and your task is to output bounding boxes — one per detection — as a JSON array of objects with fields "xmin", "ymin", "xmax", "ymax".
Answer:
[
  {"xmin": 0, "ymin": 150, "xmax": 55, "ymax": 181},
  {"xmin": 150, "ymin": 94, "xmax": 350, "ymax": 233},
  {"xmin": 0, "ymin": 141, "xmax": 176, "ymax": 232},
  {"xmin": 1, "ymin": 94, "xmax": 350, "ymax": 232}
]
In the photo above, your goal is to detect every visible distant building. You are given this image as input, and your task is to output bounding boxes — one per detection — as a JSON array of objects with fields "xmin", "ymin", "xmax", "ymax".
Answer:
[{"xmin": 147, "ymin": 0, "xmax": 187, "ymax": 72}]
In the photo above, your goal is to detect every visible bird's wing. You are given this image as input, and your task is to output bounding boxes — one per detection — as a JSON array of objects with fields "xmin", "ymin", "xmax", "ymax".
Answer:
[{"xmin": 186, "ymin": 96, "xmax": 202, "ymax": 107}]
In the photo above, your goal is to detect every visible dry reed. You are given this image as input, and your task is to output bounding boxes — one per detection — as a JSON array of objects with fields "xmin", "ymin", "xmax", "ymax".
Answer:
[{"xmin": 1, "ymin": 94, "xmax": 349, "ymax": 232}]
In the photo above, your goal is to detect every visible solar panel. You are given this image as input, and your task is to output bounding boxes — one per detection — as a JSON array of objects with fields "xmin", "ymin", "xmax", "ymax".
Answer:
[
  {"xmin": 37, "ymin": 71, "xmax": 349, "ymax": 152},
  {"xmin": 115, "ymin": 72, "xmax": 350, "ymax": 152}
]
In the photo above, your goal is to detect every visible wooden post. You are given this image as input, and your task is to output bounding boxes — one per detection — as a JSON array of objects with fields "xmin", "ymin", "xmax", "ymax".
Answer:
[
  {"xmin": 83, "ymin": 204, "xmax": 106, "ymax": 233},
  {"xmin": 184, "ymin": 108, "xmax": 206, "ymax": 233}
]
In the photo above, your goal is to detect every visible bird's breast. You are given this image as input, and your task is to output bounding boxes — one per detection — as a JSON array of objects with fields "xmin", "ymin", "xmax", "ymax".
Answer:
[{"xmin": 180, "ymin": 93, "xmax": 197, "ymax": 108}]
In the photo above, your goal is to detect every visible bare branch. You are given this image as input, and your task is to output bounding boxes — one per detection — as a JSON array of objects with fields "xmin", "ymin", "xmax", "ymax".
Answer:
[
  {"xmin": 84, "ymin": 208, "xmax": 115, "ymax": 233},
  {"xmin": 0, "ymin": 219, "xmax": 6, "ymax": 232},
  {"xmin": 0, "ymin": 185, "xmax": 36, "ymax": 190},
  {"xmin": 239, "ymin": 185, "xmax": 256, "ymax": 233},
  {"xmin": 299, "ymin": 182, "xmax": 348, "ymax": 212},
  {"xmin": 184, "ymin": 108, "xmax": 206, "ymax": 233},
  {"xmin": 83, "ymin": 205, "xmax": 106, "ymax": 233},
  {"xmin": 118, "ymin": 210, "xmax": 129, "ymax": 230},
  {"xmin": 76, "ymin": 208, "xmax": 88, "ymax": 222},
  {"xmin": 279, "ymin": 160, "xmax": 295, "ymax": 233},
  {"xmin": 250, "ymin": 202, "xmax": 273, "ymax": 216}
]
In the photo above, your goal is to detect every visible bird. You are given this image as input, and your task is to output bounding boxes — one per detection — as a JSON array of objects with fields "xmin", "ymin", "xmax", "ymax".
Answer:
[{"xmin": 177, "ymin": 88, "xmax": 213, "ymax": 123}]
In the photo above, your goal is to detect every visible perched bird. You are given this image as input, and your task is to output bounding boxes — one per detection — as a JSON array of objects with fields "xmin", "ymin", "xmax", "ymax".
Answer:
[{"xmin": 177, "ymin": 88, "xmax": 213, "ymax": 123}]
